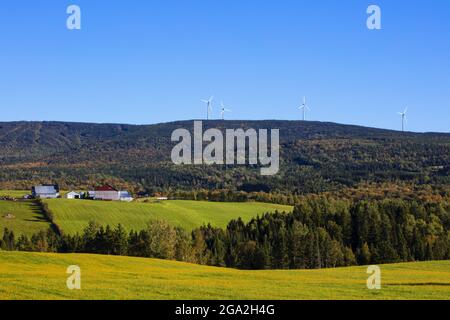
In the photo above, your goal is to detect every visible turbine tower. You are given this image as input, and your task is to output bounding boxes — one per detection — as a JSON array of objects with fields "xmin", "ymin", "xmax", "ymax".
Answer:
[
  {"xmin": 298, "ymin": 96, "xmax": 310, "ymax": 121},
  {"xmin": 398, "ymin": 108, "xmax": 408, "ymax": 132},
  {"xmin": 201, "ymin": 96, "xmax": 214, "ymax": 120},
  {"xmin": 220, "ymin": 101, "xmax": 231, "ymax": 120}
]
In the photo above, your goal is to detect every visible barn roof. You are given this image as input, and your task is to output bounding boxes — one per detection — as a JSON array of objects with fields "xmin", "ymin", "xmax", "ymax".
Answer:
[{"xmin": 33, "ymin": 185, "xmax": 59, "ymax": 194}]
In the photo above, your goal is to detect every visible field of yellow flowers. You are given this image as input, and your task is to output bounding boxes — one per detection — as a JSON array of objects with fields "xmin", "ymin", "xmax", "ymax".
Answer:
[{"xmin": 0, "ymin": 251, "xmax": 449, "ymax": 300}]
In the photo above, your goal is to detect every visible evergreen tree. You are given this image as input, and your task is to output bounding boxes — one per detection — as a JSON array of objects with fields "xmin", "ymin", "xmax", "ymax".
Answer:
[{"xmin": 357, "ymin": 242, "xmax": 371, "ymax": 265}]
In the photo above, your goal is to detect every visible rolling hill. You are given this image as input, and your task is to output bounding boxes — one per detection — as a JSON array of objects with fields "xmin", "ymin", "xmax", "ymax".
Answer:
[
  {"xmin": 0, "ymin": 251, "xmax": 449, "ymax": 300},
  {"xmin": 45, "ymin": 199, "xmax": 293, "ymax": 234},
  {"xmin": 0, "ymin": 120, "xmax": 448, "ymax": 193}
]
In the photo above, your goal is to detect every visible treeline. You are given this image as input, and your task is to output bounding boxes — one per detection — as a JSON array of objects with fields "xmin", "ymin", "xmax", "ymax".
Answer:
[
  {"xmin": 219, "ymin": 198, "xmax": 450, "ymax": 269},
  {"xmin": 165, "ymin": 183, "xmax": 450, "ymax": 206},
  {"xmin": 167, "ymin": 189, "xmax": 298, "ymax": 206},
  {"xmin": 1, "ymin": 198, "xmax": 449, "ymax": 270},
  {"xmin": 0, "ymin": 223, "xmax": 209, "ymax": 265}
]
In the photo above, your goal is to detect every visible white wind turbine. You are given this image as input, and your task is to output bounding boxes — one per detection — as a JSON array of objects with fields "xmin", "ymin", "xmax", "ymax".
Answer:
[
  {"xmin": 220, "ymin": 101, "xmax": 231, "ymax": 120},
  {"xmin": 298, "ymin": 96, "xmax": 310, "ymax": 121},
  {"xmin": 201, "ymin": 96, "xmax": 214, "ymax": 120},
  {"xmin": 398, "ymin": 107, "xmax": 408, "ymax": 132}
]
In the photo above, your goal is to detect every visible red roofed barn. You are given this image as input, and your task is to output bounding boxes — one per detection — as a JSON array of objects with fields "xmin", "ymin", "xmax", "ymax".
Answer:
[
  {"xmin": 90, "ymin": 185, "xmax": 134, "ymax": 202},
  {"xmin": 93, "ymin": 185, "xmax": 120, "ymax": 201}
]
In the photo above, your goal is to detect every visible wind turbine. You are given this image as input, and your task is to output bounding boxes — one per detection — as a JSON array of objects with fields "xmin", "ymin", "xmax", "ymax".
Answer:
[
  {"xmin": 201, "ymin": 96, "xmax": 214, "ymax": 120},
  {"xmin": 398, "ymin": 108, "xmax": 408, "ymax": 132},
  {"xmin": 220, "ymin": 101, "xmax": 231, "ymax": 120},
  {"xmin": 298, "ymin": 96, "xmax": 310, "ymax": 121}
]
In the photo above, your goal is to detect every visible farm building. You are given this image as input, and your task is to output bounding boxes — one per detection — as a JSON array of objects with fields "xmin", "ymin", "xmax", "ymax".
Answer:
[
  {"xmin": 66, "ymin": 191, "xmax": 81, "ymax": 199},
  {"xmin": 119, "ymin": 191, "xmax": 133, "ymax": 202},
  {"xmin": 32, "ymin": 185, "xmax": 60, "ymax": 199},
  {"xmin": 92, "ymin": 185, "xmax": 119, "ymax": 201},
  {"xmin": 91, "ymin": 185, "xmax": 133, "ymax": 202}
]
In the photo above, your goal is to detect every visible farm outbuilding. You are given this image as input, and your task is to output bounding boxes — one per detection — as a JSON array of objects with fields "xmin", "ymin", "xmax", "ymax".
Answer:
[
  {"xmin": 66, "ymin": 191, "xmax": 81, "ymax": 199},
  {"xmin": 119, "ymin": 191, "xmax": 133, "ymax": 202}
]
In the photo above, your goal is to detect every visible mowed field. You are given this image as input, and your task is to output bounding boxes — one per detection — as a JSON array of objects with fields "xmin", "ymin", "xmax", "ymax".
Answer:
[
  {"xmin": 0, "ymin": 251, "xmax": 449, "ymax": 300},
  {"xmin": 0, "ymin": 190, "xmax": 29, "ymax": 198},
  {"xmin": 45, "ymin": 199, "xmax": 293, "ymax": 234},
  {"xmin": 0, "ymin": 201, "xmax": 51, "ymax": 236}
]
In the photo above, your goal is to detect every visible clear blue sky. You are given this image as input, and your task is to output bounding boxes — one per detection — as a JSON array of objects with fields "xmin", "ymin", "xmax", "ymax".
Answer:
[{"xmin": 0, "ymin": 0, "xmax": 449, "ymax": 132}]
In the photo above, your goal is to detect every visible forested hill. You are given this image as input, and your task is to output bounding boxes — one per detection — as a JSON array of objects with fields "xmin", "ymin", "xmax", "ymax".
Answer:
[{"xmin": 0, "ymin": 120, "xmax": 449, "ymax": 193}]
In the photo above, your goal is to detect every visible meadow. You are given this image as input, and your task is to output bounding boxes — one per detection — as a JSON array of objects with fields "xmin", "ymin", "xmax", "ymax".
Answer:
[
  {"xmin": 0, "ymin": 190, "xmax": 29, "ymax": 198},
  {"xmin": 45, "ymin": 199, "xmax": 293, "ymax": 234},
  {"xmin": 0, "ymin": 200, "xmax": 50, "ymax": 236},
  {"xmin": 0, "ymin": 251, "xmax": 449, "ymax": 300}
]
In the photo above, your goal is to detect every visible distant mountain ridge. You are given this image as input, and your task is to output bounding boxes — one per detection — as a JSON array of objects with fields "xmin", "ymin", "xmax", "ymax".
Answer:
[{"xmin": 0, "ymin": 120, "xmax": 449, "ymax": 193}]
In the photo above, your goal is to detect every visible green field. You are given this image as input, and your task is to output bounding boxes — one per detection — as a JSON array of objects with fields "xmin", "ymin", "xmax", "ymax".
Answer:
[
  {"xmin": 45, "ymin": 199, "xmax": 292, "ymax": 234},
  {"xmin": 0, "ymin": 251, "xmax": 449, "ymax": 300},
  {"xmin": 0, "ymin": 201, "xmax": 51, "ymax": 236},
  {"xmin": 0, "ymin": 190, "xmax": 29, "ymax": 198}
]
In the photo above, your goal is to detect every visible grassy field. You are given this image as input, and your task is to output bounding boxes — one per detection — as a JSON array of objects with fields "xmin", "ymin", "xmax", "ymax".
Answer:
[
  {"xmin": 45, "ymin": 199, "xmax": 292, "ymax": 234},
  {"xmin": 0, "ymin": 190, "xmax": 74, "ymax": 198},
  {"xmin": 0, "ymin": 201, "xmax": 51, "ymax": 236},
  {"xmin": 0, "ymin": 190, "xmax": 29, "ymax": 198},
  {"xmin": 0, "ymin": 251, "xmax": 449, "ymax": 300}
]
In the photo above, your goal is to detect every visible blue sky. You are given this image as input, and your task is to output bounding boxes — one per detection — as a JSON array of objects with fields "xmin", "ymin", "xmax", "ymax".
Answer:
[{"xmin": 0, "ymin": 0, "xmax": 449, "ymax": 132}]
